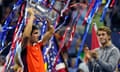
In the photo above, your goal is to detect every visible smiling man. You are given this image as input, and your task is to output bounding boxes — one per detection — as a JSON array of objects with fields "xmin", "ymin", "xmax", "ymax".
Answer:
[{"xmin": 86, "ymin": 26, "xmax": 120, "ymax": 72}]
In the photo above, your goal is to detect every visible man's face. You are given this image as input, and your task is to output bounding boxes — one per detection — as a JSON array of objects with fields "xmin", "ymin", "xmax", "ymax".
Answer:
[
  {"xmin": 31, "ymin": 29, "xmax": 40, "ymax": 43},
  {"xmin": 97, "ymin": 31, "xmax": 110, "ymax": 45}
]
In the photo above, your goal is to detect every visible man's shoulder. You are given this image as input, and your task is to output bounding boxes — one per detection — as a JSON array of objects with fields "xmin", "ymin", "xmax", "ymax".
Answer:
[
  {"xmin": 110, "ymin": 44, "xmax": 120, "ymax": 57},
  {"xmin": 37, "ymin": 40, "xmax": 43, "ymax": 46},
  {"xmin": 111, "ymin": 44, "xmax": 119, "ymax": 52},
  {"xmin": 31, "ymin": 40, "xmax": 43, "ymax": 46},
  {"xmin": 38, "ymin": 40, "xmax": 42, "ymax": 43}
]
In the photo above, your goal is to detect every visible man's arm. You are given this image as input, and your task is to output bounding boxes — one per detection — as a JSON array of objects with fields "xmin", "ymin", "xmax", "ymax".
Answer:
[
  {"xmin": 96, "ymin": 48, "xmax": 120, "ymax": 72},
  {"xmin": 41, "ymin": 19, "xmax": 54, "ymax": 45},
  {"xmin": 22, "ymin": 8, "xmax": 35, "ymax": 47},
  {"xmin": 22, "ymin": 8, "xmax": 34, "ymax": 38}
]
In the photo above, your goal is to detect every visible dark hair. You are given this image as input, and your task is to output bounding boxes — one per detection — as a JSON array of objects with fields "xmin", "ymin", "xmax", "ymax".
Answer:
[
  {"xmin": 31, "ymin": 25, "xmax": 39, "ymax": 35},
  {"xmin": 97, "ymin": 26, "xmax": 111, "ymax": 36}
]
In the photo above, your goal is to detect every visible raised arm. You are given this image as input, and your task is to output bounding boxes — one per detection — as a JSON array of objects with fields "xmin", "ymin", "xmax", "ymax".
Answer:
[
  {"xmin": 41, "ymin": 19, "xmax": 54, "ymax": 45},
  {"xmin": 22, "ymin": 8, "xmax": 35, "ymax": 38},
  {"xmin": 22, "ymin": 8, "xmax": 35, "ymax": 47},
  {"xmin": 12, "ymin": 8, "xmax": 35, "ymax": 71}
]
